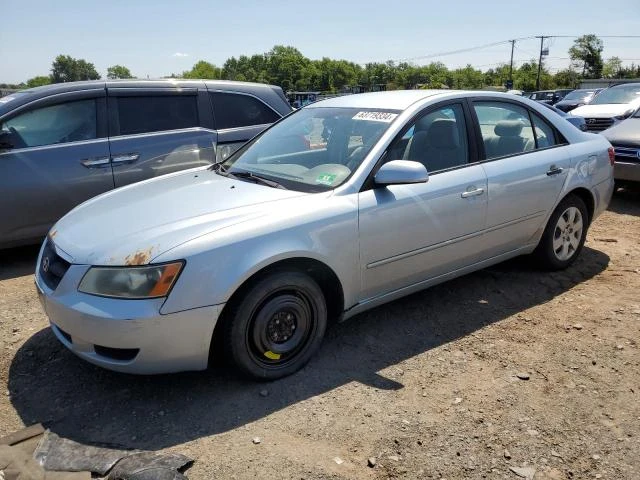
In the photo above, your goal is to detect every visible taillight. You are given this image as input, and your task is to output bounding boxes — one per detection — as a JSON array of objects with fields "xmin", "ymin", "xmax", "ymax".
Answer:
[{"xmin": 608, "ymin": 147, "xmax": 615, "ymax": 166}]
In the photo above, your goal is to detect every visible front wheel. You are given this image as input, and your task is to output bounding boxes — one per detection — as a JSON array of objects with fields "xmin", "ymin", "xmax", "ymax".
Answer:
[
  {"xmin": 222, "ymin": 270, "xmax": 327, "ymax": 380},
  {"xmin": 534, "ymin": 194, "xmax": 589, "ymax": 270}
]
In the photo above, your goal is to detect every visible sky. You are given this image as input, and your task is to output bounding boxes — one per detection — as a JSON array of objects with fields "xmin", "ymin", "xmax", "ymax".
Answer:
[{"xmin": 1, "ymin": 0, "xmax": 639, "ymax": 84}]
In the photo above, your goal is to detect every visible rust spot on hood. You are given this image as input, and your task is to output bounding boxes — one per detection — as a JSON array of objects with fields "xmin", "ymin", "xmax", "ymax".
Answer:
[
  {"xmin": 124, "ymin": 247, "xmax": 154, "ymax": 266},
  {"xmin": 49, "ymin": 229, "xmax": 57, "ymax": 239}
]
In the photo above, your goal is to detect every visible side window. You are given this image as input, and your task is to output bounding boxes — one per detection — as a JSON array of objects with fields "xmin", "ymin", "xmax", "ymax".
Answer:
[
  {"xmin": 531, "ymin": 112, "xmax": 558, "ymax": 149},
  {"xmin": 210, "ymin": 92, "xmax": 280, "ymax": 129},
  {"xmin": 473, "ymin": 102, "xmax": 535, "ymax": 160},
  {"xmin": 115, "ymin": 95, "xmax": 198, "ymax": 135},
  {"xmin": 387, "ymin": 103, "xmax": 469, "ymax": 173},
  {"xmin": 2, "ymin": 99, "xmax": 97, "ymax": 148}
]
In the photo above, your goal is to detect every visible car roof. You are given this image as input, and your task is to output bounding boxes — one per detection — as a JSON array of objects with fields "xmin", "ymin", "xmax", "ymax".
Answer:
[
  {"xmin": 306, "ymin": 90, "xmax": 457, "ymax": 110},
  {"xmin": 0, "ymin": 79, "xmax": 283, "ymax": 117}
]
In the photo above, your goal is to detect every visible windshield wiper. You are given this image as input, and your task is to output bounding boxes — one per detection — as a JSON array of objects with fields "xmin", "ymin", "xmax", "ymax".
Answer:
[{"xmin": 227, "ymin": 171, "xmax": 287, "ymax": 189}]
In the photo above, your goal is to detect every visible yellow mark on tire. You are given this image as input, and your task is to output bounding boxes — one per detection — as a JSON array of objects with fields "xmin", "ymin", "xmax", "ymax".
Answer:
[{"xmin": 264, "ymin": 350, "xmax": 281, "ymax": 360}]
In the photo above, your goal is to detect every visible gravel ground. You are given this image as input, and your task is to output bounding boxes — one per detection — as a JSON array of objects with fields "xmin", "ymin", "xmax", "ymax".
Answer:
[{"xmin": 1, "ymin": 187, "xmax": 639, "ymax": 480}]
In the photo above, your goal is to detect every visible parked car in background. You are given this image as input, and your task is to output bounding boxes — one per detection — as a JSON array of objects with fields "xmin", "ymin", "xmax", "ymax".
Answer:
[
  {"xmin": 570, "ymin": 83, "xmax": 640, "ymax": 132},
  {"xmin": 529, "ymin": 89, "xmax": 573, "ymax": 105},
  {"xmin": 601, "ymin": 107, "xmax": 640, "ymax": 185},
  {"xmin": 0, "ymin": 79, "xmax": 292, "ymax": 248},
  {"xmin": 537, "ymin": 102, "xmax": 588, "ymax": 131},
  {"xmin": 554, "ymin": 88, "xmax": 602, "ymax": 112},
  {"xmin": 36, "ymin": 90, "xmax": 614, "ymax": 380}
]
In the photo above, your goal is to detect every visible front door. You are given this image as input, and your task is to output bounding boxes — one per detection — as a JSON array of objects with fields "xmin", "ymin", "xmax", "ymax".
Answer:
[
  {"xmin": 358, "ymin": 102, "xmax": 488, "ymax": 301},
  {"xmin": 0, "ymin": 91, "xmax": 113, "ymax": 245}
]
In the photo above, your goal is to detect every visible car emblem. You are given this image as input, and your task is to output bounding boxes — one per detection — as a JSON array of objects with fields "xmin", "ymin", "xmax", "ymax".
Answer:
[
  {"xmin": 587, "ymin": 118, "xmax": 596, "ymax": 124},
  {"xmin": 42, "ymin": 256, "xmax": 50, "ymax": 273}
]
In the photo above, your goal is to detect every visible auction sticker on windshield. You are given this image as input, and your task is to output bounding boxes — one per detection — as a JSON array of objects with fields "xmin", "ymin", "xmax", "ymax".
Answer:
[
  {"xmin": 352, "ymin": 111, "xmax": 398, "ymax": 123},
  {"xmin": 316, "ymin": 173, "xmax": 337, "ymax": 185}
]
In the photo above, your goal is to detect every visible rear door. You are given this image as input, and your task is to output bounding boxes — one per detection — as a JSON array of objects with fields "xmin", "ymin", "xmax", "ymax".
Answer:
[
  {"xmin": 208, "ymin": 90, "xmax": 283, "ymax": 161},
  {"xmin": 0, "ymin": 89, "xmax": 112, "ymax": 245},
  {"xmin": 107, "ymin": 87, "xmax": 216, "ymax": 188},
  {"xmin": 470, "ymin": 99, "xmax": 571, "ymax": 257}
]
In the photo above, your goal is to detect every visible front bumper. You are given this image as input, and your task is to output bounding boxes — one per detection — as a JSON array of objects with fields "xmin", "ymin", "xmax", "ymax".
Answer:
[
  {"xmin": 614, "ymin": 161, "xmax": 640, "ymax": 182},
  {"xmin": 35, "ymin": 248, "xmax": 223, "ymax": 374}
]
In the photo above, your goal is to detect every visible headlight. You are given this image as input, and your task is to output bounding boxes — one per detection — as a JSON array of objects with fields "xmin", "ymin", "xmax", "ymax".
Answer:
[{"xmin": 78, "ymin": 262, "xmax": 184, "ymax": 299}]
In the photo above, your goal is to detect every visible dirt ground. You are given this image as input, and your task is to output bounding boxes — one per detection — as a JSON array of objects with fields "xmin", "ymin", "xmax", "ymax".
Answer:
[{"xmin": 1, "ymin": 187, "xmax": 638, "ymax": 480}]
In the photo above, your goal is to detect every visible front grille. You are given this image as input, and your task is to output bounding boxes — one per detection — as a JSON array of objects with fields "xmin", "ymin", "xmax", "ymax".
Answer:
[
  {"xmin": 584, "ymin": 117, "xmax": 614, "ymax": 131},
  {"xmin": 614, "ymin": 146, "xmax": 640, "ymax": 164},
  {"xmin": 94, "ymin": 345, "xmax": 139, "ymax": 361},
  {"xmin": 39, "ymin": 240, "xmax": 71, "ymax": 291}
]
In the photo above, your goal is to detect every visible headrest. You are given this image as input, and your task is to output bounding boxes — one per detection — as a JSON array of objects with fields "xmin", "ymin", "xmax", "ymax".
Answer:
[
  {"xmin": 426, "ymin": 119, "xmax": 459, "ymax": 148},
  {"xmin": 494, "ymin": 120, "xmax": 524, "ymax": 137}
]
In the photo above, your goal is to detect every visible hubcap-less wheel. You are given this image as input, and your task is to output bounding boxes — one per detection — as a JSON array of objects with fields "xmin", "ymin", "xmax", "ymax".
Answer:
[
  {"xmin": 248, "ymin": 292, "xmax": 313, "ymax": 365},
  {"xmin": 552, "ymin": 206, "xmax": 583, "ymax": 261}
]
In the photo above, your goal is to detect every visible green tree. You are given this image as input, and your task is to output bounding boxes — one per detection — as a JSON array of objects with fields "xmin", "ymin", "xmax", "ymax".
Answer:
[
  {"xmin": 51, "ymin": 55, "xmax": 100, "ymax": 82},
  {"xmin": 602, "ymin": 56, "xmax": 623, "ymax": 78},
  {"xmin": 569, "ymin": 35, "xmax": 604, "ymax": 78},
  {"xmin": 553, "ymin": 68, "xmax": 580, "ymax": 88},
  {"xmin": 181, "ymin": 60, "xmax": 221, "ymax": 79},
  {"xmin": 26, "ymin": 76, "xmax": 52, "ymax": 88},
  {"xmin": 107, "ymin": 65, "xmax": 134, "ymax": 79}
]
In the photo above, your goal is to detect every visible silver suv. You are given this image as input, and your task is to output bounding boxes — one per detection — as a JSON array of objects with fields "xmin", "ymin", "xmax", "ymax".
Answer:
[{"xmin": 0, "ymin": 80, "xmax": 292, "ymax": 248}]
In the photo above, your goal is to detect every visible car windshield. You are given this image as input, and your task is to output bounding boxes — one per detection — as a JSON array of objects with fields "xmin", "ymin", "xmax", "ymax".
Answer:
[
  {"xmin": 562, "ymin": 90, "xmax": 594, "ymax": 101},
  {"xmin": 590, "ymin": 85, "xmax": 640, "ymax": 105},
  {"xmin": 219, "ymin": 107, "xmax": 400, "ymax": 192}
]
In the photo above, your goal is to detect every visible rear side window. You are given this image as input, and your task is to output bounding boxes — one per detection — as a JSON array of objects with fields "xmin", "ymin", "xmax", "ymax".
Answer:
[
  {"xmin": 115, "ymin": 95, "xmax": 198, "ymax": 135},
  {"xmin": 530, "ymin": 112, "xmax": 558, "ymax": 148},
  {"xmin": 210, "ymin": 92, "xmax": 280, "ymax": 129},
  {"xmin": 473, "ymin": 102, "xmax": 536, "ymax": 160},
  {"xmin": 2, "ymin": 99, "xmax": 97, "ymax": 148}
]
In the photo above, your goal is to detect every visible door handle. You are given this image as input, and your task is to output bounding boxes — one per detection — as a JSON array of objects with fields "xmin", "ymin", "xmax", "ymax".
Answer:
[
  {"xmin": 111, "ymin": 153, "xmax": 140, "ymax": 165},
  {"xmin": 461, "ymin": 187, "xmax": 485, "ymax": 198},
  {"xmin": 81, "ymin": 156, "xmax": 111, "ymax": 168},
  {"xmin": 546, "ymin": 165, "xmax": 564, "ymax": 176}
]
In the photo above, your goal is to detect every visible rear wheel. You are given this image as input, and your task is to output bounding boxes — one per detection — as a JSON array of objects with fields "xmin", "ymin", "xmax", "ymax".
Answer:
[
  {"xmin": 222, "ymin": 270, "xmax": 327, "ymax": 380},
  {"xmin": 534, "ymin": 194, "xmax": 589, "ymax": 270}
]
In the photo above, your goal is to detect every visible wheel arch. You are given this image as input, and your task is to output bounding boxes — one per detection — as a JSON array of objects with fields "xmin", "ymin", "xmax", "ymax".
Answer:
[
  {"xmin": 209, "ymin": 256, "xmax": 345, "ymax": 364},
  {"xmin": 565, "ymin": 187, "xmax": 595, "ymax": 224}
]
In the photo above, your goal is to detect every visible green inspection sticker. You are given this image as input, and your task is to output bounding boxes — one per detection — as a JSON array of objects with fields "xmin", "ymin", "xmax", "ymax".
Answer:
[{"xmin": 316, "ymin": 173, "xmax": 337, "ymax": 185}]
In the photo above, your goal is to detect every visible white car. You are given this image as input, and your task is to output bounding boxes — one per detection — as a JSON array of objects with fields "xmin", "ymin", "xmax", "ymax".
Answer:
[{"xmin": 570, "ymin": 83, "xmax": 640, "ymax": 132}]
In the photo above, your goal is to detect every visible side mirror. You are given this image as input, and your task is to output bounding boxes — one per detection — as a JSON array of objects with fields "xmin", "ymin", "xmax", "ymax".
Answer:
[
  {"xmin": 0, "ymin": 131, "xmax": 14, "ymax": 151},
  {"xmin": 374, "ymin": 160, "xmax": 429, "ymax": 186}
]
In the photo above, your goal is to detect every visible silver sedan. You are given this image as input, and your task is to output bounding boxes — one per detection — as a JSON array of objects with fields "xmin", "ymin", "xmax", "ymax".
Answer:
[{"xmin": 35, "ymin": 90, "xmax": 614, "ymax": 380}]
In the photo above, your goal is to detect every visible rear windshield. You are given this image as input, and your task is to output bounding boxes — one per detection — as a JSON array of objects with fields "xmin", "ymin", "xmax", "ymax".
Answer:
[{"xmin": 591, "ymin": 85, "xmax": 640, "ymax": 105}]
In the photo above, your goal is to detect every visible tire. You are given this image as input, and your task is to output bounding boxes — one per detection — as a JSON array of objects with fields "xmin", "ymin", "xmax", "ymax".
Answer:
[
  {"xmin": 534, "ymin": 194, "xmax": 589, "ymax": 271},
  {"xmin": 222, "ymin": 270, "xmax": 327, "ymax": 380}
]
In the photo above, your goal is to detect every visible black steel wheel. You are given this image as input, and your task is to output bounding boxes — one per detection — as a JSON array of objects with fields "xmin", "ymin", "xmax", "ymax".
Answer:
[{"xmin": 222, "ymin": 270, "xmax": 327, "ymax": 380}]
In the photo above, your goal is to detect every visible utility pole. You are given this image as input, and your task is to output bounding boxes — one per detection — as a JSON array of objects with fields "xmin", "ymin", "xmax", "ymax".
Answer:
[
  {"xmin": 509, "ymin": 39, "xmax": 515, "ymax": 88},
  {"xmin": 536, "ymin": 36, "xmax": 546, "ymax": 90}
]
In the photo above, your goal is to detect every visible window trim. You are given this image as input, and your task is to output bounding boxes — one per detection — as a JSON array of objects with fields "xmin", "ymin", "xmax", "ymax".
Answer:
[
  {"xmin": 466, "ymin": 97, "xmax": 569, "ymax": 164},
  {"xmin": 107, "ymin": 90, "xmax": 201, "ymax": 137},
  {"xmin": 361, "ymin": 100, "xmax": 479, "ymax": 192},
  {"xmin": 207, "ymin": 90, "xmax": 282, "ymax": 130}
]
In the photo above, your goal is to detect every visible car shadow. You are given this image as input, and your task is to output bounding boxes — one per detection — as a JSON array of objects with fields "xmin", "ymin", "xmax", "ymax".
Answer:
[
  {"xmin": 0, "ymin": 244, "xmax": 40, "ymax": 281},
  {"xmin": 609, "ymin": 184, "xmax": 640, "ymax": 216},
  {"xmin": 8, "ymin": 246, "xmax": 609, "ymax": 450}
]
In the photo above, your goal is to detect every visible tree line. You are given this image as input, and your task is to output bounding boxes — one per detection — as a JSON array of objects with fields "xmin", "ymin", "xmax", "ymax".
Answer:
[{"xmin": 2, "ymin": 35, "xmax": 639, "ymax": 93}]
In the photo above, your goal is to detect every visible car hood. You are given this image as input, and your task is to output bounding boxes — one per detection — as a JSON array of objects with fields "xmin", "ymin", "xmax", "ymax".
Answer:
[
  {"xmin": 50, "ymin": 168, "xmax": 310, "ymax": 265},
  {"xmin": 601, "ymin": 118, "xmax": 640, "ymax": 146},
  {"xmin": 571, "ymin": 102, "xmax": 638, "ymax": 118}
]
